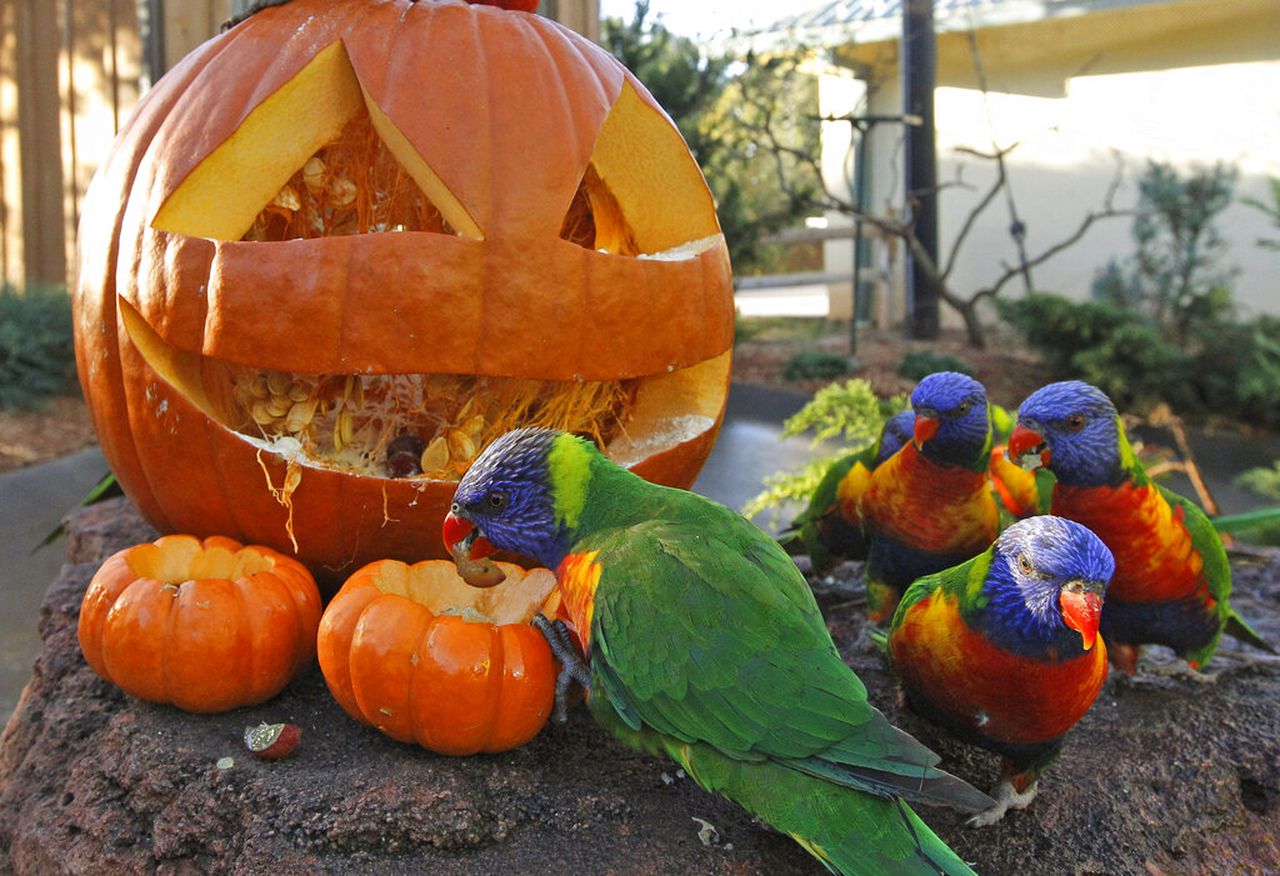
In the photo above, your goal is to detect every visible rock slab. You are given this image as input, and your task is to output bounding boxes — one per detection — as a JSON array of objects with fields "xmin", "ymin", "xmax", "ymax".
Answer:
[{"xmin": 2, "ymin": 497, "xmax": 1280, "ymax": 874}]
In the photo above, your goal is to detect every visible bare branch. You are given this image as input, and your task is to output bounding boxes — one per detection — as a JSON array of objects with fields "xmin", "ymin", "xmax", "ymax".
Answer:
[{"xmin": 941, "ymin": 143, "xmax": 1019, "ymax": 281}]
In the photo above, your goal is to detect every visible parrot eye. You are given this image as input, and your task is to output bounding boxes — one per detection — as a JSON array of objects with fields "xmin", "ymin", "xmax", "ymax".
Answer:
[
  {"xmin": 450, "ymin": 502, "xmax": 461, "ymax": 514},
  {"xmin": 955, "ymin": 401, "xmax": 972, "ymax": 416},
  {"xmin": 1017, "ymin": 554, "xmax": 1034, "ymax": 575},
  {"xmin": 486, "ymin": 491, "xmax": 509, "ymax": 511},
  {"xmin": 1065, "ymin": 413, "xmax": 1086, "ymax": 432}
]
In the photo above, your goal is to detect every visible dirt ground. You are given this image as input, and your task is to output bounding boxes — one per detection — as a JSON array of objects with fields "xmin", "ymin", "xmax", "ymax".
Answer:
[
  {"xmin": 0, "ymin": 395, "xmax": 97, "ymax": 474},
  {"xmin": 731, "ymin": 321, "xmax": 1053, "ymax": 412}
]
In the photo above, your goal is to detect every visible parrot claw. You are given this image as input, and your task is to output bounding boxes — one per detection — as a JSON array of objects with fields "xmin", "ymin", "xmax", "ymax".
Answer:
[
  {"xmin": 532, "ymin": 614, "xmax": 591, "ymax": 725},
  {"xmin": 966, "ymin": 779, "xmax": 1038, "ymax": 827}
]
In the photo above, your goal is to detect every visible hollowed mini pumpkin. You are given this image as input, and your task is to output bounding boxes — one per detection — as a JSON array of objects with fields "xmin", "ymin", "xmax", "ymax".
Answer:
[
  {"xmin": 317, "ymin": 559, "xmax": 560, "ymax": 755},
  {"xmin": 78, "ymin": 535, "xmax": 322, "ymax": 713},
  {"xmin": 73, "ymin": 0, "xmax": 734, "ymax": 585}
]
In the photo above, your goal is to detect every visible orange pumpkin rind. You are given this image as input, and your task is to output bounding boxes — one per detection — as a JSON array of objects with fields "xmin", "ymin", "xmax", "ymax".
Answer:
[
  {"xmin": 77, "ymin": 534, "xmax": 322, "ymax": 713},
  {"xmin": 317, "ymin": 558, "xmax": 559, "ymax": 756},
  {"xmin": 74, "ymin": 0, "xmax": 733, "ymax": 583}
]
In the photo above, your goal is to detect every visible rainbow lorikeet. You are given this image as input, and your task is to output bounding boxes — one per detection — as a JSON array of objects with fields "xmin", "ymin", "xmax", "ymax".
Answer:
[
  {"xmin": 888, "ymin": 515, "xmax": 1113, "ymax": 825},
  {"xmin": 444, "ymin": 428, "xmax": 993, "ymax": 876},
  {"xmin": 782, "ymin": 409, "xmax": 915, "ymax": 573},
  {"xmin": 1009, "ymin": 380, "xmax": 1274, "ymax": 674},
  {"xmin": 861, "ymin": 372, "xmax": 999, "ymax": 624}
]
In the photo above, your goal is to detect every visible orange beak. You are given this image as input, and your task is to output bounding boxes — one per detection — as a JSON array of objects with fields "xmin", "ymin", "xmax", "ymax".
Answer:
[
  {"xmin": 913, "ymin": 416, "xmax": 940, "ymax": 449},
  {"xmin": 1060, "ymin": 588, "xmax": 1102, "ymax": 650},
  {"xmin": 442, "ymin": 511, "xmax": 497, "ymax": 560},
  {"xmin": 1008, "ymin": 423, "xmax": 1050, "ymax": 469}
]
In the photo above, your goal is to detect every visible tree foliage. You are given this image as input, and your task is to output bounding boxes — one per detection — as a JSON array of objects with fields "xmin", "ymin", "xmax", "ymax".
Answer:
[
  {"xmin": 600, "ymin": 2, "xmax": 819, "ymax": 271},
  {"xmin": 1091, "ymin": 161, "xmax": 1238, "ymax": 344}
]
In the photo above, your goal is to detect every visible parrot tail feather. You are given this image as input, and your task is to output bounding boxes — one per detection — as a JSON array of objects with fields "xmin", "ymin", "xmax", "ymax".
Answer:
[
  {"xmin": 674, "ymin": 740, "xmax": 976, "ymax": 876},
  {"xmin": 1225, "ymin": 611, "xmax": 1277, "ymax": 655},
  {"xmin": 789, "ymin": 756, "xmax": 995, "ymax": 814}
]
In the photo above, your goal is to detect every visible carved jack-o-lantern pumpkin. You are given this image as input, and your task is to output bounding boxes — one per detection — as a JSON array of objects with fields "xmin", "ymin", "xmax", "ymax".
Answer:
[{"xmin": 74, "ymin": 0, "xmax": 733, "ymax": 585}]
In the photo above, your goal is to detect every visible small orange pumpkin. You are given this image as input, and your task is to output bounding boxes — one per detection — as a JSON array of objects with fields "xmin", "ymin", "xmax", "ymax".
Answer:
[
  {"xmin": 318, "ymin": 559, "xmax": 560, "ymax": 755},
  {"xmin": 78, "ymin": 534, "xmax": 322, "ymax": 713}
]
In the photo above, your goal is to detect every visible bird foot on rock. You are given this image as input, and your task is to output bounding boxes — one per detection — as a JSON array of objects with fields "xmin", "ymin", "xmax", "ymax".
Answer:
[
  {"xmin": 966, "ymin": 779, "xmax": 1038, "ymax": 827},
  {"xmin": 532, "ymin": 614, "xmax": 591, "ymax": 724}
]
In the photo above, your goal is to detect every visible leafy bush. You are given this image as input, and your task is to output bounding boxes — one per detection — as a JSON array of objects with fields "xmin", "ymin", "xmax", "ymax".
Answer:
[
  {"xmin": 782, "ymin": 350, "xmax": 854, "ymax": 382},
  {"xmin": 894, "ymin": 349, "xmax": 972, "ymax": 381},
  {"xmin": 742, "ymin": 379, "xmax": 907, "ymax": 522},
  {"xmin": 0, "ymin": 284, "xmax": 76, "ymax": 410},
  {"xmin": 1232, "ymin": 462, "xmax": 1280, "ymax": 546},
  {"xmin": 999, "ymin": 292, "xmax": 1280, "ymax": 428}
]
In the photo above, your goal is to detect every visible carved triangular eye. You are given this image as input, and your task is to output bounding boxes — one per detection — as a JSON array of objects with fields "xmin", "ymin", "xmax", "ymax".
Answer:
[
  {"xmin": 153, "ymin": 41, "xmax": 481, "ymax": 243},
  {"xmin": 560, "ymin": 164, "xmax": 639, "ymax": 255},
  {"xmin": 559, "ymin": 80, "xmax": 720, "ymax": 257}
]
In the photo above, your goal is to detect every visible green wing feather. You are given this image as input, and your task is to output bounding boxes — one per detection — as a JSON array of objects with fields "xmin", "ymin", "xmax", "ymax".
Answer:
[
  {"xmin": 581, "ymin": 514, "xmax": 992, "ymax": 812},
  {"xmin": 890, "ymin": 550, "xmax": 993, "ymax": 633},
  {"xmin": 1159, "ymin": 484, "xmax": 1275, "ymax": 656}
]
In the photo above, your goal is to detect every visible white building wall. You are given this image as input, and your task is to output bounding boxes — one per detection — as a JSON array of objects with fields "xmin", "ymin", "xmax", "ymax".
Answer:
[{"xmin": 821, "ymin": 58, "xmax": 1280, "ymax": 327}]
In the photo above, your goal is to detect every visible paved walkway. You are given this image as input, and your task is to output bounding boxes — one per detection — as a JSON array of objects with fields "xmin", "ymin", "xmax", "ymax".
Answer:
[{"xmin": 0, "ymin": 446, "xmax": 109, "ymax": 719}]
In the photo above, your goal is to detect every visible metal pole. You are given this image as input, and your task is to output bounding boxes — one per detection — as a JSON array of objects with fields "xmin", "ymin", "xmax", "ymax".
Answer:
[
  {"xmin": 850, "ymin": 121, "xmax": 866, "ymax": 357},
  {"xmin": 903, "ymin": 0, "xmax": 939, "ymax": 339}
]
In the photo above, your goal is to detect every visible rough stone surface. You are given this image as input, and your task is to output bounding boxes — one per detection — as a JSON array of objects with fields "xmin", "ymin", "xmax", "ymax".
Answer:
[{"xmin": 2, "ymin": 497, "xmax": 1279, "ymax": 875}]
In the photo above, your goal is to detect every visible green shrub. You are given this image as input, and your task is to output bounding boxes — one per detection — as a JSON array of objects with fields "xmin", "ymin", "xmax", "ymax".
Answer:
[
  {"xmin": 999, "ymin": 292, "xmax": 1280, "ymax": 429},
  {"xmin": 782, "ymin": 350, "xmax": 854, "ymax": 382},
  {"xmin": 1233, "ymin": 462, "xmax": 1280, "ymax": 546},
  {"xmin": 894, "ymin": 349, "xmax": 972, "ymax": 381},
  {"xmin": 0, "ymin": 284, "xmax": 76, "ymax": 410}
]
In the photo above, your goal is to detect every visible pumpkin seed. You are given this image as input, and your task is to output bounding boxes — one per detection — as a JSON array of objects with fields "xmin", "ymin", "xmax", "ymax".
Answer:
[
  {"xmin": 271, "ymin": 183, "xmax": 301, "ymax": 212},
  {"xmin": 302, "ymin": 156, "xmax": 327, "ymax": 192},
  {"xmin": 420, "ymin": 435, "xmax": 449, "ymax": 473},
  {"xmin": 447, "ymin": 429, "xmax": 476, "ymax": 464},
  {"xmin": 285, "ymin": 399, "xmax": 318, "ymax": 433}
]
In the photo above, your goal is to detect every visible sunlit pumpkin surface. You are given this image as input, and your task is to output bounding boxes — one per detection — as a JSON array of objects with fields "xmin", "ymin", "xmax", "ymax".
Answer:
[{"xmin": 75, "ymin": 0, "xmax": 734, "ymax": 574}]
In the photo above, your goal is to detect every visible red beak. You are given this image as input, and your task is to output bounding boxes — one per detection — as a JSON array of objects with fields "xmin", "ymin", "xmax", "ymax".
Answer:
[
  {"xmin": 1008, "ymin": 423, "xmax": 1050, "ymax": 468},
  {"xmin": 1060, "ymin": 588, "xmax": 1102, "ymax": 651},
  {"xmin": 442, "ymin": 511, "xmax": 497, "ymax": 559},
  {"xmin": 913, "ymin": 416, "xmax": 940, "ymax": 449}
]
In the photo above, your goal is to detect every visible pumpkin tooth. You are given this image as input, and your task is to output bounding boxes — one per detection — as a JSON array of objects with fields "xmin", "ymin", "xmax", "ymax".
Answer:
[
  {"xmin": 352, "ymin": 376, "xmax": 365, "ymax": 409},
  {"xmin": 420, "ymin": 435, "xmax": 449, "ymax": 474}
]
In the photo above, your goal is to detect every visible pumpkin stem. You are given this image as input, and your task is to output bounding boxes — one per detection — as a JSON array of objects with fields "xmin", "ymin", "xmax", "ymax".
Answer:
[
  {"xmin": 531, "ymin": 614, "xmax": 591, "ymax": 724},
  {"xmin": 221, "ymin": 0, "xmax": 296, "ymax": 32}
]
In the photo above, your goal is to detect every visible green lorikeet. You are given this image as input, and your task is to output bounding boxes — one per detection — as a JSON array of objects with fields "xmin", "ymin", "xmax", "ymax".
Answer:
[
  {"xmin": 888, "ymin": 515, "xmax": 1113, "ymax": 825},
  {"xmin": 860, "ymin": 372, "xmax": 999, "ymax": 624},
  {"xmin": 782, "ymin": 409, "xmax": 915, "ymax": 573},
  {"xmin": 1010, "ymin": 380, "xmax": 1274, "ymax": 674},
  {"xmin": 444, "ymin": 428, "xmax": 992, "ymax": 876}
]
